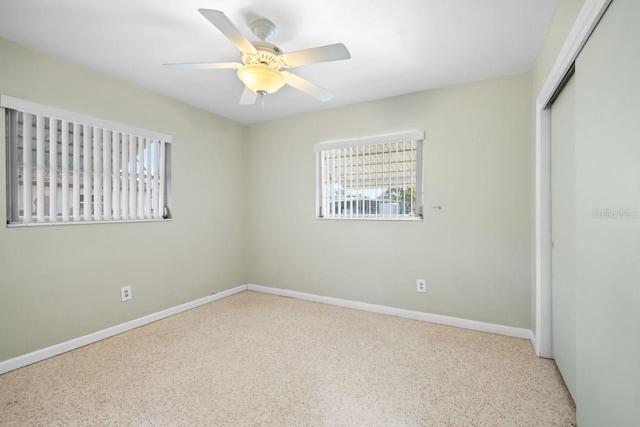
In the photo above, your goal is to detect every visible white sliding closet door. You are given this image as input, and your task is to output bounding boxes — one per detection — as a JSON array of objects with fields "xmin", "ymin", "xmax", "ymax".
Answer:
[{"xmin": 550, "ymin": 73, "xmax": 577, "ymax": 399}]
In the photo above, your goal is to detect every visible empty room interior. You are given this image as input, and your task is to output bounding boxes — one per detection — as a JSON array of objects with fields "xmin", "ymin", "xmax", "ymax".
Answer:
[{"xmin": 0, "ymin": 0, "xmax": 638, "ymax": 425}]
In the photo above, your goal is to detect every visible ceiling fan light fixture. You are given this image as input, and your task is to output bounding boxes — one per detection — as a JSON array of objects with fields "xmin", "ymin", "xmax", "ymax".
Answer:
[
  {"xmin": 237, "ymin": 64, "xmax": 285, "ymax": 95},
  {"xmin": 166, "ymin": 10, "xmax": 351, "ymax": 105}
]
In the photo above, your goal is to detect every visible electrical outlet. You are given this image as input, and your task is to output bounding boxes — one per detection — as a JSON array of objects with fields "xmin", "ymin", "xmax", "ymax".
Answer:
[
  {"xmin": 417, "ymin": 279, "xmax": 426, "ymax": 293},
  {"xmin": 121, "ymin": 285, "xmax": 132, "ymax": 301}
]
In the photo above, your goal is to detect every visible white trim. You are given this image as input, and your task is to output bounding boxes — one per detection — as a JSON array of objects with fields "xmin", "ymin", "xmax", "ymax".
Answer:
[
  {"xmin": 535, "ymin": 0, "xmax": 611, "ymax": 108},
  {"xmin": 529, "ymin": 331, "xmax": 538, "ymax": 353},
  {"xmin": 247, "ymin": 284, "xmax": 534, "ymax": 342},
  {"xmin": 314, "ymin": 131, "xmax": 424, "ymax": 152},
  {"xmin": 535, "ymin": 107, "xmax": 552, "ymax": 358},
  {"xmin": 316, "ymin": 216, "xmax": 423, "ymax": 222},
  {"xmin": 7, "ymin": 218, "xmax": 171, "ymax": 228},
  {"xmin": 0, "ymin": 95, "xmax": 172, "ymax": 143},
  {"xmin": 534, "ymin": 0, "xmax": 611, "ymax": 358},
  {"xmin": 0, "ymin": 284, "xmax": 247, "ymax": 375}
]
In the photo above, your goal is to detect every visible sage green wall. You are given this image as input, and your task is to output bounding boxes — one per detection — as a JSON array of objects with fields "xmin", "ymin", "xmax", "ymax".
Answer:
[
  {"xmin": 574, "ymin": 0, "xmax": 640, "ymax": 424},
  {"xmin": 530, "ymin": 0, "xmax": 585, "ymax": 334},
  {"xmin": 245, "ymin": 73, "xmax": 533, "ymax": 328},
  {"xmin": 0, "ymin": 38, "xmax": 248, "ymax": 362}
]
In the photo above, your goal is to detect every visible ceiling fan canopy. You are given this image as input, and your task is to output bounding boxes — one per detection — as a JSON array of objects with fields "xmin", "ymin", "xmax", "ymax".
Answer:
[{"xmin": 163, "ymin": 9, "xmax": 351, "ymax": 106}]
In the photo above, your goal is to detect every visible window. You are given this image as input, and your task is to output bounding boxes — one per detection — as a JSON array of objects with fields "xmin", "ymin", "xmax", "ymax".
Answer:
[
  {"xmin": 315, "ymin": 131, "xmax": 424, "ymax": 220},
  {"xmin": 2, "ymin": 95, "xmax": 172, "ymax": 226}
]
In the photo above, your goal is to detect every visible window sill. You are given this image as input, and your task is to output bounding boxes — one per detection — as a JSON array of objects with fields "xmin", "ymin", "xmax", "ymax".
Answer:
[
  {"xmin": 316, "ymin": 216, "xmax": 423, "ymax": 222},
  {"xmin": 7, "ymin": 218, "xmax": 172, "ymax": 228}
]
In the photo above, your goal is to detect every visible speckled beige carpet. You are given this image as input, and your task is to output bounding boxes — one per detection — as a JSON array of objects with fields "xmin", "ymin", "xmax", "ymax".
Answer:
[{"xmin": 0, "ymin": 291, "xmax": 575, "ymax": 426}]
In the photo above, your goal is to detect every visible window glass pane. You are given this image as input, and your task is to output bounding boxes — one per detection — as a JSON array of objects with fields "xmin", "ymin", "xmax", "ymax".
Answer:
[
  {"xmin": 4, "ymin": 99, "xmax": 172, "ymax": 226},
  {"xmin": 317, "ymin": 134, "xmax": 423, "ymax": 220}
]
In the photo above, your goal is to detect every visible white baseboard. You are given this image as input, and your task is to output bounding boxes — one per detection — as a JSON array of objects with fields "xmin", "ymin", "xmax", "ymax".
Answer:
[
  {"xmin": 0, "ymin": 284, "xmax": 247, "ymax": 375},
  {"xmin": 530, "ymin": 331, "xmax": 539, "ymax": 354},
  {"xmin": 1, "ymin": 283, "xmax": 537, "ymax": 375},
  {"xmin": 247, "ymin": 284, "xmax": 535, "ymax": 343}
]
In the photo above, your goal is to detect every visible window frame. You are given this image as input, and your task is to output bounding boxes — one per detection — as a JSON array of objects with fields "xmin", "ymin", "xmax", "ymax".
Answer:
[
  {"xmin": 314, "ymin": 131, "xmax": 424, "ymax": 221},
  {"xmin": 2, "ymin": 95, "xmax": 172, "ymax": 227}
]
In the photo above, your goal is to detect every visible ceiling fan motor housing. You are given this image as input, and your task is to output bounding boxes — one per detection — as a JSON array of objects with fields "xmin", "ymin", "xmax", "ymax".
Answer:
[{"xmin": 242, "ymin": 41, "xmax": 286, "ymax": 69}]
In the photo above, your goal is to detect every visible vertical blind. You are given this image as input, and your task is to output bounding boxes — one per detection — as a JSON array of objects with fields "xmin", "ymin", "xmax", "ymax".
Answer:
[
  {"xmin": 2, "ymin": 96, "xmax": 171, "ymax": 225},
  {"xmin": 315, "ymin": 131, "xmax": 424, "ymax": 220}
]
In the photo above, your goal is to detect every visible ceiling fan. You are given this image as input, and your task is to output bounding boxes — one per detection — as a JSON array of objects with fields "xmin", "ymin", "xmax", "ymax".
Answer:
[{"xmin": 164, "ymin": 9, "xmax": 351, "ymax": 106}]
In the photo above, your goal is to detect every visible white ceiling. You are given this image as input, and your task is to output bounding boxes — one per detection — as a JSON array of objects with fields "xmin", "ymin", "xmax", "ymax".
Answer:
[{"xmin": 0, "ymin": 0, "xmax": 557, "ymax": 124}]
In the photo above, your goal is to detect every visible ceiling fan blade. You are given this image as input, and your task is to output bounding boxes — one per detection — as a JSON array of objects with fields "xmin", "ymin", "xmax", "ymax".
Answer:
[
  {"xmin": 282, "ymin": 71, "xmax": 334, "ymax": 102},
  {"xmin": 163, "ymin": 62, "xmax": 242, "ymax": 70},
  {"xmin": 198, "ymin": 9, "xmax": 257, "ymax": 54},
  {"xmin": 239, "ymin": 87, "xmax": 258, "ymax": 105},
  {"xmin": 281, "ymin": 43, "xmax": 351, "ymax": 68}
]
